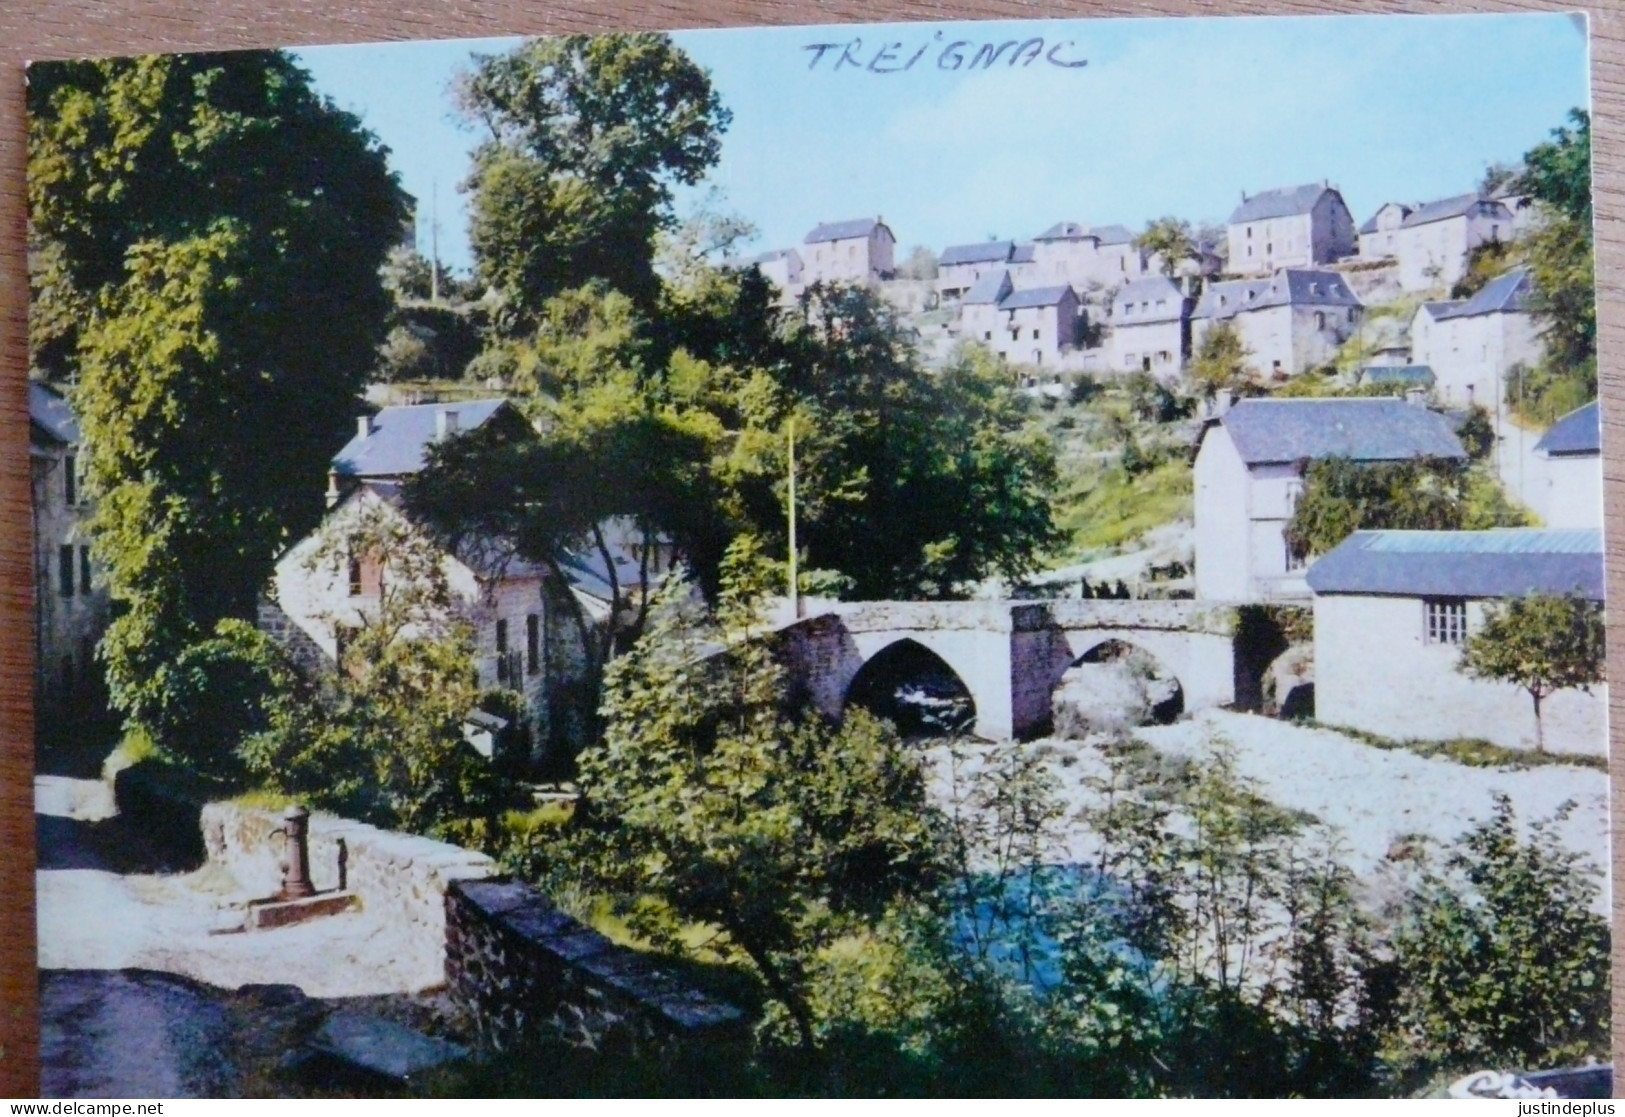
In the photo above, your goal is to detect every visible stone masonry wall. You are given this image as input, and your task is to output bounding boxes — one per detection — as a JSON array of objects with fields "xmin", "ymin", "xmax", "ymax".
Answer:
[
  {"xmin": 200, "ymin": 802, "xmax": 495, "ymax": 987},
  {"xmin": 445, "ymin": 879, "xmax": 747, "ymax": 1057}
]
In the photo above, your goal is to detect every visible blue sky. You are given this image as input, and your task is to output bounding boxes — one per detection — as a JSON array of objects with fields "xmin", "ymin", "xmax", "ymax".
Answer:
[{"xmin": 294, "ymin": 13, "xmax": 1589, "ymax": 276}]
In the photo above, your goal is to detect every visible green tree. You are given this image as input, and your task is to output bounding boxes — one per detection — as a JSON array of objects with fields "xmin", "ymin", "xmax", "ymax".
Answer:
[
  {"xmin": 1459, "ymin": 592, "xmax": 1605, "ymax": 753},
  {"xmin": 1284, "ymin": 457, "xmax": 1469, "ymax": 559},
  {"xmin": 1188, "ymin": 320, "xmax": 1254, "ymax": 398},
  {"xmin": 27, "ymin": 52, "xmax": 406, "ymax": 744},
  {"xmin": 457, "ymin": 34, "xmax": 731, "ymax": 333},
  {"xmin": 1134, "ymin": 217, "xmax": 1197, "ymax": 277},
  {"xmin": 1386, "ymin": 796, "xmax": 1610, "ymax": 1076},
  {"xmin": 573, "ymin": 538, "xmax": 940, "ymax": 1048}
]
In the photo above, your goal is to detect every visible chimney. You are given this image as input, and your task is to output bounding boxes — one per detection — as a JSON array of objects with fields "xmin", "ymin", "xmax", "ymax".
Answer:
[
  {"xmin": 357, "ymin": 415, "xmax": 373, "ymax": 440},
  {"xmin": 1405, "ymin": 388, "xmax": 1427, "ymax": 408},
  {"xmin": 325, "ymin": 469, "xmax": 342, "ymax": 509},
  {"xmin": 436, "ymin": 408, "xmax": 459, "ymax": 438},
  {"xmin": 1217, "ymin": 387, "xmax": 1235, "ymax": 417}
]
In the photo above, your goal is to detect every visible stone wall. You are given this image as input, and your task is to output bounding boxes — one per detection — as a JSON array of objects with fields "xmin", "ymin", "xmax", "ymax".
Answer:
[
  {"xmin": 200, "ymin": 802, "xmax": 496, "ymax": 987},
  {"xmin": 445, "ymin": 879, "xmax": 747, "ymax": 1056}
]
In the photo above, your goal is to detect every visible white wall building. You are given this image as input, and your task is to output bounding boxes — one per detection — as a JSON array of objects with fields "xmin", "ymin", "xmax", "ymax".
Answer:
[
  {"xmin": 723, "ymin": 248, "xmax": 803, "ymax": 297},
  {"xmin": 1191, "ymin": 269, "xmax": 1363, "ymax": 379},
  {"xmin": 1357, "ymin": 201, "xmax": 1412, "ymax": 261},
  {"xmin": 957, "ymin": 270, "xmax": 1082, "ymax": 367},
  {"xmin": 1388, "ymin": 193, "xmax": 1513, "ymax": 292},
  {"xmin": 1193, "ymin": 398, "xmax": 1467, "ymax": 603},
  {"xmin": 1309, "ymin": 528, "xmax": 1606, "ymax": 756},
  {"xmin": 938, "ymin": 240, "xmax": 1016, "ymax": 302},
  {"xmin": 1107, "ymin": 275, "xmax": 1191, "ymax": 376},
  {"xmin": 1532, "ymin": 400, "xmax": 1603, "ymax": 529},
  {"xmin": 1408, "ymin": 267, "xmax": 1543, "ymax": 410},
  {"xmin": 802, "ymin": 217, "xmax": 896, "ymax": 285},
  {"xmin": 1226, "ymin": 182, "xmax": 1357, "ymax": 277}
]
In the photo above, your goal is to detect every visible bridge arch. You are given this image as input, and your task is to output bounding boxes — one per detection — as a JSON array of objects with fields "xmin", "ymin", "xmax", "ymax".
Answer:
[
  {"xmin": 844, "ymin": 638, "xmax": 978, "ymax": 738},
  {"xmin": 1059, "ymin": 637, "xmax": 1185, "ymax": 724}
]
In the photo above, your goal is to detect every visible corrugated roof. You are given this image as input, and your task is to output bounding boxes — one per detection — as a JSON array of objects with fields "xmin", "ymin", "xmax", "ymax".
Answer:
[
  {"xmin": 1230, "ymin": 183, "xmax": 1332, "ymax": 224},
  {"xmin": 1214, "ymin": 398, "xmax": 1466, "ymax": 464},
  {"xmin": 940, "ymin": 240, "xmax": 1014, "ymax": 267},
  {"xmin": 1193, "ymin": 269, "xmax": 1361, "ymax": 319},
  {"xmin": 1356, "ymin": 365, "xmax": 1436, "ymax": 387},
  {"xmin": 1000, "ymin": 285, "xmax": 1075, "ymax": 310},
  {"xmin": 963, "ymin": 270, "xmax": 1013, "ymax": 306},
  {"xmin": 1535, "ymin": 399, "xmax": 1600, "ymax": 457},
  {"xmin": 29, "ymin": 381, "xmax": 79, "ymax": 446},
  {"xmin": 805, "ymin": 218, "xmax": 881, "ymax": 244},
  {"xmin": 1400, "ymin": 193, "xmax": 1510, "ymax": 229},
  {"xmin": 1307, "ymin": 529, "xmax": 1604, "ymax": 601},
  {"xmin": 333, "ymin": 399, "xmax": 511, "ymax": 479},
  {"xmin": 1436, "ymin": 267, "xmax": 1530, "ymax": 320}
]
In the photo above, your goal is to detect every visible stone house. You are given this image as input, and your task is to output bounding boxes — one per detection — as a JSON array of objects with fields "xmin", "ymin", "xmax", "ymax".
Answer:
[
  {"xmin": 1389, "ymin": 193, "xmax": 1513, "ymax": 292},
  {"xmin": 29, "ymin": 381, "xmax": 109, "ymax": 729},
  {"xmin": 1531, "ymin": 399, "xmax": 1602, "ymax": 529},
  {"xmin": 1308, "ymin": 528, "xmax": 1605, "ymax": 755},
  {"xmin": 1226, "ymin": 182, "xmax": 1357, "ymax": 277},
  {"xmin": 1022, "ymin": 221, "xmax": 1152, "ymax": 292},
  {"xmin": 724, "ymin": 248, "xmax": 803, "ymax": 296},
  {"xmin": 1193, "ymin": 397, "xmax": 1467, "ymax": 603},
  {"xmin": 1407, "ymin": 267, "xmax": 1541, "ymax": 410},
  {"xmin": 272, "ymin": 399, "xmax": 642, "ymax": 764},
  {"xmin": 1357, "ymin": 201, "xmax": 1412, "ymax": 261},
  {"xmin": 938, "ymin": 240, "xmax": 1016, "ymax": 302},
  {"xmin": 1191, "ymin": 268, "xmax": 1363, "ymax": 379},
  {"xmin": 802, "ymin": 217, "xmax": 896, "ymax": 285},
  {"xmin": 1107, "ymin": 275, "xmax": 1192, "ymax": 376},
  {"xmin": 957, "ymin": 270, "xmax": 1082, "ymax": 367}
]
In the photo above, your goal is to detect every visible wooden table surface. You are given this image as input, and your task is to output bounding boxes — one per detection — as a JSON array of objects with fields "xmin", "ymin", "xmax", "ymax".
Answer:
[{"xmin": 0, "ymin": 0, "xmax": 1621, "ymax": 1098}]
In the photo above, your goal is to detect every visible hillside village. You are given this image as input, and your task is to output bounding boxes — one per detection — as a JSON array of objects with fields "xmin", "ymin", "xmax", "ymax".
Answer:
[{"xmin": 26, "ymin": 39, "xmax": 1609, "ymax": 1100}]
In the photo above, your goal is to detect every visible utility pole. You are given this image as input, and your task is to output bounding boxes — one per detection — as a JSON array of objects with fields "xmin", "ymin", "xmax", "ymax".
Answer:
[
  {"xmin": 787, "ymin": 419, "xmax": 800, "ymax": 619},
  {"xmin": 430, "ymin": 178, "xmax": 441, "ymax": 305}
]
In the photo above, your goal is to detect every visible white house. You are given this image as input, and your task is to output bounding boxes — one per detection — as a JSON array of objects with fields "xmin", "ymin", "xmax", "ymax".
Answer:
[
  {"xmin": 1193, "ymin": 398, "xmax": 1467, "ymax": 602},
  {"xmin": 1532, "ymin": 400, "xmax": 1602, "ymax": 529},
  {"xmin": 1107, "ymin": 275, "xmax": 1191, "ymax": 376},
  {"xmin": 957, "ymin": 270, "xmax": 1082, "ymax": 367},
  {"xmin": 1357, "ymin": 201, "xmax": 1412, "ymax": 260},
  {"xmin": 1389, "ymin": 193, "xmax": 1513, "ymax": 292},
  {"xmin": 1227, "ymin": 182, "xmax": 1357, "ymax": 277},
  {"xmin": 723, "ymin": 248, "xmax": 804, "ymax": 296},
  {"xmin": 1191, "ymin": 269, "xmax": 1363, "ymax": 379},
  {"xmin": 1407, "ymin": 267, "xmax": 1542, "ymax": 410},
  {"xmin": 938, "ymin": 240, "xmax": 1016, "ymax": 302},
  {"xmin": 802, "ymin": 217, "xmax": 896, "ymax": 285},
  {"xmin": 1308, "ymin": 528, "xmax": 1606, "ymax": 755},
  {"xmin": 1017, "ymin": 221, "xmax": 1151, "ymax": 292},
  {"xmin": 29, "ymin": 381, "xmax": 109, "ymax": 729}
]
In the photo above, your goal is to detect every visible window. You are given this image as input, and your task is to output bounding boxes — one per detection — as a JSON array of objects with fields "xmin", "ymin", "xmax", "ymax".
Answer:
[
  {"xmin": 79, "ymin": 545, "xmax": 91, "ymax": 596},
  {"xmin": 527, "ymin": 614, "xmax": 541, "ymax": 675},
  {"xmin": 1425, "ymin": 599, "xmax": 1467, "ymax": 645},
  {"xmin": 496, "ymin": 618, "xmax": 511, "ymax": 684},
  {"xmin": 984, "ymin": 331, "xmax": 992, "ymax": 341},
  {"xmin": 1031, "ymin": 329, "xmax": 1040, "ymax": 340},
  {"xmin": 64, "ymin": 454, "xmax": 76, "ymax": 506},
  {"xmin": 1246, "ymin": 246, "xmax": 1253, "ymax": 258},
  {"xmin": 1347, "ymin": 308, "xmax": 1356, "ymax": 323},
  {"xmin": 1284, "ymin": 539, "xmax": 1306, "ymax": 572},
  {"xmin": 1315, "ymin": 311, "xmax": 1326, "ymax": 330},
  {"xmin": 1247, "ymin": 226, "xmax": 1253, "ymax": 239},
  {"xmin": 1266, "ymin": 242, "xmax": 1273, "ymax": 254},
  {"xmin": 348, "ymin": 555, "xmax": 363, "ymax": 596},
  {"xmin": 59, "ymin": 545, "xmax": 74, "ymax": 598}
]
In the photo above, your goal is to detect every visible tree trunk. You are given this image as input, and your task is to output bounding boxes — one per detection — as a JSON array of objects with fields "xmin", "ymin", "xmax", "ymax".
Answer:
[
  {"xmin": 1532, "ymin": 689, "xmax": 1545, "ymax": 753},
  {"xmin": 736, "ymin": 934, "xmax": 816, "ymax": 1050}
]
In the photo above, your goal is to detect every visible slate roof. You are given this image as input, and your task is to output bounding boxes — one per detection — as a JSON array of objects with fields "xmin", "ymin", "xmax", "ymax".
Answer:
[
  {"xmin": 963, "ymin": 270, "xmax": 1014, "ymax": 306},
  {"xmin": 1417, "ymin": 299, "xmax": 1465, "ymax": 322},
  {"xmin": 1356, "ymin": 365, "xmax": 1436, "ymax": 388},
  {"xmin": 1000, "ymin": 285, "xmax": 1075, "ymax": 310},
  {"xmin": 1230, "ymin": 183, "xmax": 1333, "ymax": 224},
  {"xmin": 940, "ymin": 240, "xmax": 1014, "ymax": 267},
  {"xmin": 1115, "ymin": 276, "xmax": 1187, "ymax": 322},
  {"xmin": 1435, "ymin": 267, "xmax": 1531, "ymax": 319},
  {"xmin": 1093, "ymin": 224, "xmax": 1135, "ymax": 246},
  {"xmin": 333, "ymin": 399, "xmax": 512, "ymax": 479},
  {"xmin": 1035, "ymin": 221, "xmax": 1088, "ymax": 241},
  {"xmin": 29, "ymin": 381, "xmax": 79, "ymax": 446},
  {"xmin": 1535, "ymin": 400, "xmax": 1601, "ymax": 457},
  {"xmin": 1010, "ymin": 244, "xmax": 1036, "ymax": 264},
  {"xmin": 1358, "ymin": 202, "xmax": 1412, "ymax": 235},
  {"xmin": 1400, "ymin": 193, "xmax": 1510, "ymax": 229},
  {"xmin": 1306, "ymin": 529, "xmax": 1604, "ymax": 601},
  {"xmin": 1193, "ymin": 269, "xmax": 1361, "ymax": 319},
  {"xmin": 1209, "ymin": 398, "xmax": 1466, "ymax": 465},
  {"xmin": 805, "ymin": 218, "xmax": 883, "ymax": 244}
]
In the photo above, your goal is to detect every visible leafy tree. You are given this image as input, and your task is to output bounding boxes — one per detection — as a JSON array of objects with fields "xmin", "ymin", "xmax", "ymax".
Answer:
[
  {"xmin": 1449, "ymin": 239, "xmax": 1516, "ymax": 300},
  {"xmin": 1135, "ymin": 217, "xmax": 1197, "ymax": 277},
  {"xmin": 573, "ymin": 538, "xmax": 940, "ymax": 1048},
  {"xmin": 1188, "ymin": 320, "xmax": 1254, "ymax": 398},
  {"xmin": 27, "ymin": 52, "xmax": 407, "ymax": 743},
  {"xmin": 896, "ymin": 245, "xmax": 940, "ymax": 281},
  {"xmin": 1284, "ymin": 456, "xmax": 1469, "ymax": 559},
  {"xmin": 457, "ymin": 34, "xmax": 731, "ymax": 333},
  {"xmin": 1385, "ymin": 796, "xmax": 1610, "ymax": 1076},
  {"xmin": 1459, "ymin": 592, "xmax": 1605, "ymax": 753}
]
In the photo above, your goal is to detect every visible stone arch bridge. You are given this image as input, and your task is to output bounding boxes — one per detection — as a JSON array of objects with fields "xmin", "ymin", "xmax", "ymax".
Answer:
[{"xmin": 773, "ymin": 599, "xmax": 1240, "ymax": 740}]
